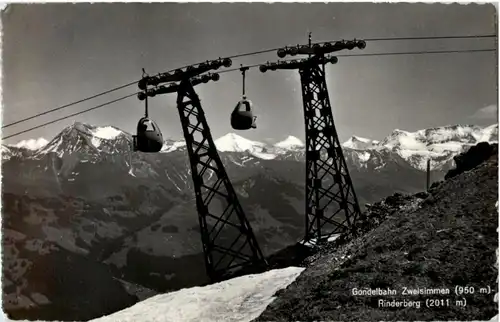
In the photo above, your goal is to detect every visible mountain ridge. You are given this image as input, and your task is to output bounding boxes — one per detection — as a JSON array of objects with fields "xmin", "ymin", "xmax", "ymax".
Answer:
[{"xmin": 4, "ymin": 122, "xmax": 498, "ymax": 172}]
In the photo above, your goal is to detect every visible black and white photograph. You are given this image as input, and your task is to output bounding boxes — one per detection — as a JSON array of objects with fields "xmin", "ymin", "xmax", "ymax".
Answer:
[{"xmin": 1, "ymin": 2, "xmax": 498, "ymax": 321}]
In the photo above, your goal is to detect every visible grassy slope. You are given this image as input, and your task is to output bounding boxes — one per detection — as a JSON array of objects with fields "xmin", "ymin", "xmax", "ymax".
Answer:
[{"xmin": 255, "ymin": 153, "xmax": 498, "ymax": 321}]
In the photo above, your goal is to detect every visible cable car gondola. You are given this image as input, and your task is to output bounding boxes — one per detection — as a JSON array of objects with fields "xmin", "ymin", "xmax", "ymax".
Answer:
[
  {"xmin": 231, "ymin": 66, "xmax": 257, "ymax": 130},
  {"xmin": 133, "ymin": 116, "xmax": 163, "ymax": 152},
  {"xmin": 231, "ymin": 97, "xmax": 256, "ymax": 130},
  {"xmin": 133, "ymin": 71, "xmax": 164, "ymax": 153}
]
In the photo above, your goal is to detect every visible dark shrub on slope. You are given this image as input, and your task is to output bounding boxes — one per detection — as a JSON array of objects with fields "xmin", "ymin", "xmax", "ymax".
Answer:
[{"xmin": 445, "ymin": 142, "xmax": 497, "ymax": 179}]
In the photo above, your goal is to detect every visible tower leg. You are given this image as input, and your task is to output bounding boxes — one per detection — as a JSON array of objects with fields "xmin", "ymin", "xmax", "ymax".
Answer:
[
  {"xmin": 299, "ymin": 62, "xmax": 362, "ymax": 244},
  {"xmin": 176, "ymin": 80, "xmax": 267, "ymax": 281}
]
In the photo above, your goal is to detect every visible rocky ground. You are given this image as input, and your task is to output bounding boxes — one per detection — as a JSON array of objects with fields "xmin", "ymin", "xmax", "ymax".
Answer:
[{"xmin": 255, "ymin": 143, "xmax": 498, "ymax": 321}]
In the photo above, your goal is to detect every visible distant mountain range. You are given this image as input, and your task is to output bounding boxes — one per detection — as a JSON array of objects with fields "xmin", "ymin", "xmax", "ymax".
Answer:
[
  {"xmin": 2, "ymin": 121, "xmax": 497, "ymax": 321},
  {"xmin": 5, "ymin": 122, "xmax": 497, "ymax": 171}
]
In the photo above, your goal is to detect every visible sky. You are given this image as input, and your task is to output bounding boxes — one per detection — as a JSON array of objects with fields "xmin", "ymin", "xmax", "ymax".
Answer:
[{"xmin": 2, "ymin": 3, "xmax": 498, "ymax": 146}]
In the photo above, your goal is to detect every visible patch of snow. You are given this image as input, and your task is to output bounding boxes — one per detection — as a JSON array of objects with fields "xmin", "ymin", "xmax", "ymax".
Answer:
[
  {"xmin": 353, "ymin": 136, "xmax": 370, "ymax": 143},
  {"xmin": 165, "ymin": 172, "xmax": 182, "ymax": 191},
  {"xmin": 90, "ymin": 267, "xmax": 304, "ymax": 322},
  {"xmin": 251, "ymin": 151, "xmax": 277, "ymax": 160},
  {"xmin": 91, "ymin": 126, "xmax": 122, "ymax": 140},
  {"xmin": 162, "ymin": 140, "xmax": 187, "ymax": 153},
  {"xmin": 91, "ymin": 137, "xmax": 102, "ymax": 148},
  {"xmin": 343, "ymin": 135, "xmax": 377, "ymax": 150},
  {"xmin": 300, "ymin": 234, "xmax": 342, "ymax": 247},
  {"xmin": 426, "ymin": 142, "xmax": 465, "ymax": 154},
  {"xmin": 1, "ymin": 145, "xmax": 12, "ymax": 155},
  {"xmin": 241, "ymin": 156, "xmax": 255, "ymax": 165},
  {"xmin": 397, "ymin": 149, "xmax": 432, "ymax": 159},
  {"xmin": 394, "ymin": 133, "xmax": 427, "ymax": 151},
  {"xmin": 12, "ymin": 138, "xmax": 48, "ymax": 150},
  {"xmin": 425, "ymin": 126, "xmax": 474, "ymax": 143},
  {"xmin": 228, "ymin": 155, "xmax": 245, "ymax": 167},
  {"xmin": 207, "ymin": 169, "xmax": 215, "ymax": 180},
  {"xmin": 327, "ymin": 234, "xmax": 341, "ymax": 242},
  {"xmin": 173, "ymin": 141, "xmax": 187, "ymax": 149},
  {"xmin": 358, "ymin": 151, "xmax": 370, "ymax": 162}
]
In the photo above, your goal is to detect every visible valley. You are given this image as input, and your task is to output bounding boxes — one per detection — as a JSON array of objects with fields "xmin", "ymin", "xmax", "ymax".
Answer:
[{"xmin": 2, "ymin": 121, "xmax": 497, "ymax": 320}]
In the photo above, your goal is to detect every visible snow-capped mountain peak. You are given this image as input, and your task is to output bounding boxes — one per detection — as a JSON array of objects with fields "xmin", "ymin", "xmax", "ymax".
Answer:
[
  {"xmin": 214, "ymin": 133, "xmax": 277, "ymax": 160},
  {"xmin": 379, "ymin": 129, "xmax": 425, "ymax": 150},
  {"xmin": 35, "ymin": 122, "xmax": 131, "ymax": 156},
  {"xmin": 374, "ymin": 123, "xmax": 498, "ymax": 170},
  {"xmin": 342, "ymin": 135, "xmax": 379, "ymax": 150},
  {"xmin": 214, "ymin": 133, "xmax": 265, "ymax": 153},
  {"xmin": 380, "ymin": 124, "xmax": 498, "ymax": 150},
  {"xmin": 274, "ymin": 136, "xmax": 304, "ymax": 149}
]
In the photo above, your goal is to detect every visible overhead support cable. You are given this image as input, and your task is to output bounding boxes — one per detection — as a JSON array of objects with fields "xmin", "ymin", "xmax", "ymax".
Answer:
[
  {"xmin": 4, "ymin": 33, "xmax": 496, "ymax": 129},
  {"xmin": 3, "ymin": 46, "xmax": 496, "ymax": 140},
  {"xmin": 3, "ymin": 92, "xmax": 138, "ymax": 140}
]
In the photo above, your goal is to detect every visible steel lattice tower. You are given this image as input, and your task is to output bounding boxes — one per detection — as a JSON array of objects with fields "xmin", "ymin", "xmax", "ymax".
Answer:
[
  {"xmin": 260, "ymin": 38, "xmax": 366, "ymax": 244},
  {"xmin": 138, "ymin": 60, "xmax": 267, "ymax": 282},
  {"xmin": 299, "ymin": 61, "xmax": 362, "ymax": 242},
  {"xmin": 177, "ymin": 80, "xmax": 267, "ymax": 280}
]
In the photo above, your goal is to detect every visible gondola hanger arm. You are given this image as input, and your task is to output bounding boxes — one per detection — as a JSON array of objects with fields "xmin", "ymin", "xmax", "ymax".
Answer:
[{"xmin": 239, "ymin": 64, "xmax": 249, "ymax": 98}]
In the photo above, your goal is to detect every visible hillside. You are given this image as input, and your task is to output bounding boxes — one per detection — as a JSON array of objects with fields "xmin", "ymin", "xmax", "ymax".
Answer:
[
  {"xmin": 255, "ymin": 143, "xmax": 498, "ymax": 321},
  {"xmin": 7, "ymin": 142, "xmax": 496, "ymax": 322}
]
